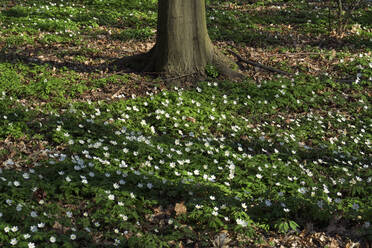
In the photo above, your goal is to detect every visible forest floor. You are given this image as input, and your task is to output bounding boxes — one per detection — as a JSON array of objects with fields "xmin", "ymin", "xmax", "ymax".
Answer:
[{"xmin": 0, "ymin": 0, "xmax": 371, "ymax": 247}]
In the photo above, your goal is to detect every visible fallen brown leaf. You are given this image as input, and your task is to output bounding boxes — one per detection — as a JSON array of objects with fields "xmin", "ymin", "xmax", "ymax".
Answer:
[
  {"xmin": 186, "ymin": 117, "xmax": 196, "ymax": 123},
  {"xmin": 174, "ymin": 202, "xmax": 187, "ymax": 216}
]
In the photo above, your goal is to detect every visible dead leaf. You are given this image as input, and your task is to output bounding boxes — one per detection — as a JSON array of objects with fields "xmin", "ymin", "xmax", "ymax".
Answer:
[
  {"xmin": 174, "ymin": 202, "xmax": 187, "ymax": 216},
  {"xmin": 32, "ymin": 188, "xmax": 46, "ymax": 201},
  {"xmin": 52, "ymin": 221, "xmax": 62, "ymax": 230},
  {"xmin": 212, "ymin": 231, "xmax": 231, "ymax": 248},
  {"xmin": 330, "ymin": 239, "xmax": 339, "ymax": 248},
  {"xmin": 186, "ymin": 117, "xmax": 196, "ymax": 123}
]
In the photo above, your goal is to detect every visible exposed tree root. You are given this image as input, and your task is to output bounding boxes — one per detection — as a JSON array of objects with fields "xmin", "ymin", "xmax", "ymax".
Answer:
[
  {"xmin": 229, "ymin": 50, "xmax": 293, "ymax": 76},
  {"xmin": 112, "ymin": 46, "xmax": 245, "ymax": 86},
  {"xmin": 117, "ymin": 51, "xmax": 154, "ymax": 73},
  {"xmin": 213, "ymin": 50, "xmax": 245, "ymax": 80}
]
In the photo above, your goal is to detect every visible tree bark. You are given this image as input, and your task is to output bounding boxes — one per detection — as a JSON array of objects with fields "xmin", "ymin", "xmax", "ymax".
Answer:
[{"xmin": 121, "ymin": 0, "xmax": 243, "ymax": 82}]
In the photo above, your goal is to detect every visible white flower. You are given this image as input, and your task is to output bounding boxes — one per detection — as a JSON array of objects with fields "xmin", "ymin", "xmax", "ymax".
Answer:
[
  {"xmin": 212, "ymin": 211, "xmax": 218, "ymax": 216},
  {"xmin": 236, "ymin": 218, "xmax": 248, "ymax": 227},
  {"xmin": 114, "ymin": 239, "xmax": 121, "ymax": 245},
  {"xmin": 13, "ymin": 181, "xmax": 20, "ymax": 186},
  {"xmin": 298, "ymin": 187, "xmax": 307, "ymax": 194},
  {"xmin": 66, "ymin": 211, "xmax": 73, "ymax": 218},
  {"xmin": 210, "ymin": 195, "xmax": 215, "ymax": 200},
  {"xmin": 38, "ymin": 222, "xmax": 45, "ymax": 228},
  {"xmin": 65, "ymin": 176, "xmax": 71, "ymax": 182},
  {"xmin": 28, "ymin": 242, "xmax": 35, "ymax": 248},
  {"xmin": 11, "ymin": 226, "xmax": 18, "ymax": 232},
  {"xmin": 352, "ymin": 203, "xmax": 359, "ymax": 210},
  {"xmin": 70, "ymin": 234, "xmax": 76, "ymax": 240},
  {"xmin": 265, "ymin": 200, "xmax": 272, "ymax": 207},
  {"xmin": 30, "ymin": 211, "xmax": 38, "ymax": 217},
  {"xmin": 108, "ymin": 194, "xmax": 115, "ymax": 200},
  {"xmin": 10, "ymin": 238, "xmax": 18, "ymax": 245},
  {"xmin": 4, "ymin": 226, "xmax": 10, "ymax": 232},
  {"xmin": 120, "ymin": 214, "xmax": 128, "ymax": 221},
  {"xmin": 256, "ymin": 174, "xmax": 263, "ymax": 179},
  {"xmin": 5, "ymin": 159, "xmax": 14, "ymax": 166},
  {"xmin": 24, "ymin": 234, "xmax": 31, "ymax": 239},
  {"xmin": 50, "ymin": 236, "xmax": 56, "ymax": 243}
]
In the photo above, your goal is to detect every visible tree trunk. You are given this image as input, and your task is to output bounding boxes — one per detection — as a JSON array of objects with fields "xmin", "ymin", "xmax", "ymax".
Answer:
[{"xmin": 121, "ymin": 0, "xmax": 243, "ymax": 82}]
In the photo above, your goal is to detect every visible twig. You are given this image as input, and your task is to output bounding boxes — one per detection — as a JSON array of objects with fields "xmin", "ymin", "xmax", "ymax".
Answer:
[
  {"xmin": 335, "ymin": 78, "xmax": 356, "ymax": 84},
  {"xmin": 111, "ymin": 86, "xmax": 127, "ymax": 99},
  {"xmin": 270, "ymin": 52, "xmax": 321, "ymax": 56},
  {"xmin": 228, "ymin": 50, "xmax": 293, "ymax": 76}
]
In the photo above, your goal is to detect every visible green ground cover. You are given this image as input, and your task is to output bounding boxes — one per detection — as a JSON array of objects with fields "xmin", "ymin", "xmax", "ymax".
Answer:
[{"xmin": 0, "ymin": 0, "xmax": 371, "ymax": 247}]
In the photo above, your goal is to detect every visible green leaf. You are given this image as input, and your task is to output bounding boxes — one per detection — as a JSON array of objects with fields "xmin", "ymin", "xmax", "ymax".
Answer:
[{"xmin": 289, "ymin": 220, "xmax": 299, "ymax": 231}]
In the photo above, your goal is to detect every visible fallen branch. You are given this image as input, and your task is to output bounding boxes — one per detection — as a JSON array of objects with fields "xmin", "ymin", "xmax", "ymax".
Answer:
[
  {"xmin": 228, "ymin": 50, "xmax": 293, "ymax": 76},
  {"xmin": 271, "ymin": 52, "xmax": 321, "ymax": 56},
  {"xmin": 335, "ymin": 78, "xmax": 355, "ymax": 84},
  {"xmin": 111, "ymin": 86, "xmax": 127, "ymax": 99}
]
